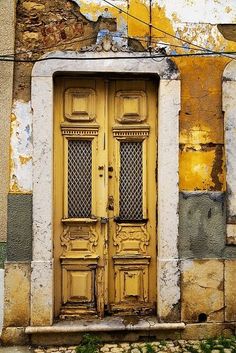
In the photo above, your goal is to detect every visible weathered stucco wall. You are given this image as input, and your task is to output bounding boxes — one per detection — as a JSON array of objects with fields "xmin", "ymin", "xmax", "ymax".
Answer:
[
  {"xmin": 9, "ymin": 0, "xmax": 236, "ymax": 193},
  {"xmin": 0, "ymin": 0, "xmax": 15, "ymax": 243},
  {"xmin": 0, "ymin": 0, "xmax": 15, "ymax": 337},
  {"xmin": 3, "ymin": 0, "xmax": 236, "ymax": 343}
]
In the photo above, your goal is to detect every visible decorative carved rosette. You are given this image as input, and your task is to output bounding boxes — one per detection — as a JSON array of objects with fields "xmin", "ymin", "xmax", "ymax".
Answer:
[
  {"xmin": 60, "ymin": 224, "xmax": 99, "ymax": 256},
  {"xmin": 113, "ymin": 223, "xmax": 150, "ymax": 254}
]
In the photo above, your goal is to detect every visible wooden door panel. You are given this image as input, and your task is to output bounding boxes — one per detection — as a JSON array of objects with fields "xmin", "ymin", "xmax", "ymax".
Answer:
[
  {"xmin": 54, "ymin": 76, "xmax": 157, "ymax": 318},
  {"xmin": 54, "ymin": 77, "xmax": 106, "ymax": 318},
  {"xmin": 108, "ymin": 78, "xmax": 157, "ymax": 315}
]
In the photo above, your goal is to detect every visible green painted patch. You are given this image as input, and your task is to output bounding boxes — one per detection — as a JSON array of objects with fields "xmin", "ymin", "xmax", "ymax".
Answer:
[
  {"xmin": 0, "ymin": 242, "xmax": 6, "ymax": 268},
  {"xmin": 7, "ymin": 193, "xmax": 32, "ymax": 261}
]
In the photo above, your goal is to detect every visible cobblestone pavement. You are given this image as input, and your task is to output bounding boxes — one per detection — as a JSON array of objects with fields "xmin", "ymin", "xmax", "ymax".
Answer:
[
  {"xmin": 1, "ymin": 340, "xmax": 236, "ymax": 353},
  {"xmin": 32, "ymin": 339, "xmax": 236, "ymax": 353}
]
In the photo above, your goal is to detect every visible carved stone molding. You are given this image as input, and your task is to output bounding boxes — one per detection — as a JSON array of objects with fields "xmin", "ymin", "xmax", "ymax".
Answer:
[
  {"xmin": 113, "ymin": 124, "xmax": 150, "ymax": 139},
  {"xmin": 60, "ymin": 224, "xmax": 99, "ymax": 256},
  {"xmin": 61, "ymin": 123, "xmax": 99, "ymax": 137},
  {"xmin": 113, "ymin": 223, "xmax": 150, "ymax": 254},
  {"xmin": 80, "ymin": 34, "xmax": 131, "ymax": 53}
]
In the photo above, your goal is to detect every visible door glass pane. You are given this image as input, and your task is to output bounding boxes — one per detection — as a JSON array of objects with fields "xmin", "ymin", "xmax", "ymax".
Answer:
[
  {"xmin": 68, "ymin": 139, "xmax": 92, "ymax": 218},
  {"xmin": 119, "ymin": 141, "xmax": 143, "ymax": 220}
]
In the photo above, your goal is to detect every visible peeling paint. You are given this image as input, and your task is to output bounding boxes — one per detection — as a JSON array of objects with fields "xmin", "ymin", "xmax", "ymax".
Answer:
[
  {"xmin": 19, "ymin": 155, "xmax": 32, "ymax": 165},
  {"xmin": 158, "ymin": 260, "xmax": 180, "ymax": 321},
  {"xmin": 155, "ymin": 0, "xmax": 236, "ymax": 24},
  {"xmin": 74, "ymin": 0, "xmax": 236, "ymax": 25},
  {"xmin": 5, "ymin": 0, "xmax": 236, "ymax": 335},
  {"xmin": 10, "ymin": 100, "xmax": 32, "ymax": 193},
  {"xmin": 175, "ymin": 23, "xmax": 225, "ymax": 51},
  {"xmin": 72, "ymin": 0, "xmax": 128, "ymax": 46},
  {"xmin": 179, "ymin": 145, "xmax": 225, "ymax": 191},
  {"xmin": 72, "ymin": 0, "xmax": 236, "ymax": 51}
]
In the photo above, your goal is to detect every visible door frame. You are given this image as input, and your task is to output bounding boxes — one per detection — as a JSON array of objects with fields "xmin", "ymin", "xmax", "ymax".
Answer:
[{"xmin": 30, "ymin": 51, "xmax": 181, "ymax": 325}]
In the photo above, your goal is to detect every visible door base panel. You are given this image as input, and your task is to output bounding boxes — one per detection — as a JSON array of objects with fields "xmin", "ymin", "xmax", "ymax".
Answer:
[
  {"xmin": 108, "ymin": 303, "xmax": 156, "ymax": 316},
  {"xmin": 60, "ymin": 304, "xmax": 98, "ymax": 320}
]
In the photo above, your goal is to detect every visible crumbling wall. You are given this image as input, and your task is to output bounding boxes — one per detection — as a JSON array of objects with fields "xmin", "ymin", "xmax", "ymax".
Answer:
[{"xmin": 3, "ymin": 0, "xmax": 236, "ymax": 342}]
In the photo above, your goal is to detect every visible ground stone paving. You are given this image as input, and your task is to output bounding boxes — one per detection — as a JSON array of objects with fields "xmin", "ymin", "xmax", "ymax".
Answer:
[{"xmin": 31, "ymin": 340, "xmax": 236, "ymax": 353}]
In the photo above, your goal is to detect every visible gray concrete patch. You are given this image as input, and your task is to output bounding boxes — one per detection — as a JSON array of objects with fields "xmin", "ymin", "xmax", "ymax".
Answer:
[
  {"xmin": 179, "ymin": 192, "xmax": 236, "ymax": 259},
  {"xmin": 7, "ymin": 194, "xmax": 32, "ymax": 261}
]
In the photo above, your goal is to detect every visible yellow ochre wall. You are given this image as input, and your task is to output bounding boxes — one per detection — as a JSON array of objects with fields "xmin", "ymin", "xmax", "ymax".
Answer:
[
  {"xmin": 3, "ymin": 0, "xmax": 236, "ymax": 344},
  {"xmin": 9, "ymin": 0, "xmax": 236, "ymax": 194}
]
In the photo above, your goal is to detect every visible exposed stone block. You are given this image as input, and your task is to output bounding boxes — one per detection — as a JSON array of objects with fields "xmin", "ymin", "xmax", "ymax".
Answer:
[
  {"xmin": 4, "ymin": 262, "xmax": 30, "ymax": 327},
  {"xmin": 181, "ymin": 260, "xmax": 224, "ymax": 323},
  {"xmin": 22, "ymin": 1, "xmax": 45, "ymax": 11},
  {"xmin": 0, "ymin": 326, "xmax": 29, "ymax": 345},
  {"xmin": 181, "ymin": 323, "xmax": 235, "ymax": 340},
  {"xmin": 225, "ymin": 260, "xmax": 236, "ymax": 322}
]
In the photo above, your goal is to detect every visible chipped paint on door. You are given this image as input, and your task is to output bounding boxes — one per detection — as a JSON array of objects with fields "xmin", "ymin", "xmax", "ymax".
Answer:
[{"xmin": 54, "ymin": 76, "xmax": 157, "ymax": 318}]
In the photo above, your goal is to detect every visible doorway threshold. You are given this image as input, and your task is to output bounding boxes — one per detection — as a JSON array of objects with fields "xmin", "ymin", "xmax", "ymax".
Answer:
[{"xmin": 26, "ymin": 317, "xmax": 185, "ymax": 334}]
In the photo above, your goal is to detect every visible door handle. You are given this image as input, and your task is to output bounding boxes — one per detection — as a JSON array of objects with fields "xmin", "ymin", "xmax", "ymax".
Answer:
[{"xmin": 107, "ymin": 196, "xmax": 114, "ymax": 211}]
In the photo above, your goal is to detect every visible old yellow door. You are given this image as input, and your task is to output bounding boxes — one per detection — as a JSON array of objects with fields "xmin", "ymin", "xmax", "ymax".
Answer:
[{"xmin": 54, "ymin": 76, "xmax": 157, "ymax": 319}]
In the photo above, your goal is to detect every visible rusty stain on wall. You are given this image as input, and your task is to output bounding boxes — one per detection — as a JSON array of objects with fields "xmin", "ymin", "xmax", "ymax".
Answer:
[{"xmin": 179, "ymin": 144, "xmax": 225, "ymax": 191}]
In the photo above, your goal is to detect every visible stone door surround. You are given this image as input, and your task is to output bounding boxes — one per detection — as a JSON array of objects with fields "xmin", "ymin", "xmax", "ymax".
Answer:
[{"xmin": 31, "ymin": 51, "xmax": 180, "ymax": 325}]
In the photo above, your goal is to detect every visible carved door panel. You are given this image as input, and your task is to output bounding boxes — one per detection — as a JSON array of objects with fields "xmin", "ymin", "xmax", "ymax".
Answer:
[
  {"xmin": 54, "ymin": 76, "xmax": 157, "ymax": 318},
  {"xmin": 107, "ymin": 79, "xmax": 157, "ymax": 315}
]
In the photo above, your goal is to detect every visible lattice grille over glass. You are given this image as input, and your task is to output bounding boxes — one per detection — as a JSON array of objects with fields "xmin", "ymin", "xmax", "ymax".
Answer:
[
  {"xmin": 68, "ymin": 140, "xmax": 92, "ymax": 218},
  {"xmin": 119, "ymin": 142, "xmax": 143, "ymax": 220}
]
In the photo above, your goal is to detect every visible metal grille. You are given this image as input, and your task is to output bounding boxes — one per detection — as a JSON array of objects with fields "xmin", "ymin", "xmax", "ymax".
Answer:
[
  {"xmin": 119, "ymin": 142, "xmax": 143, "ymax": 220},
  {"xmin": 68, "ymin": 140, "xmax": 92, "ymax": 218}
]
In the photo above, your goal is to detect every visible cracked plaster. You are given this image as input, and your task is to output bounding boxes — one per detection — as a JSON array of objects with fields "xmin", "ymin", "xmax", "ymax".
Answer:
[
  {"xmin": 71, "ymin": 0, "xmax": 236, "ymax": 52},
  {"xmin": 156, "ymin": 0, "xmax": 236, "ymax": 24},
  {"xmin": 10, "ymin": 100, "xmax": 32, "ymax": 193},
  {"xmin": 158, "ymin": 260, "xmax": 180, "ymax": 321},
  {"xmin": 181, "ymin": 260, "xmax": 224, "ymax": 323},
  {"xmin": 74, "ymin": 0, "xmax": 236, "ymax": 24},
  {"xmin": 223, "ymin": 60, "xmax": 236, "ymax": 244}
]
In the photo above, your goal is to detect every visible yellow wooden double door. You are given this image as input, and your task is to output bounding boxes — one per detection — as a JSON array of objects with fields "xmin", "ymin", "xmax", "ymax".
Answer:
[{"xmin": 54, "ymin": 75, "xmax": 157, "ymax": 318}]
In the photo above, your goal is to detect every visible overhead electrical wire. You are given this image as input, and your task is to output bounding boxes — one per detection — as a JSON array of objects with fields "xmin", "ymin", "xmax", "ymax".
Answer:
[
  {"xmin": 0, "ymin": 34, "xmax": 209, "ymax": 59},
  {"xmin": 0, "ymin": 32, "xmax": 235, "ymax": 62},
  {"xmin": 0, "ymin": 1, "xmax": 235, "ymax": 62},
  {"xmin": 102, "ymin": 0, "xmax": 235, "ymax": 60},
  {"xmin": 0, "ymin": 26, "xmax": 213, "ymax": 58},
  {"xmin": 1, "ymin": 51, "xmax": 236, "ymax": 63}
]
